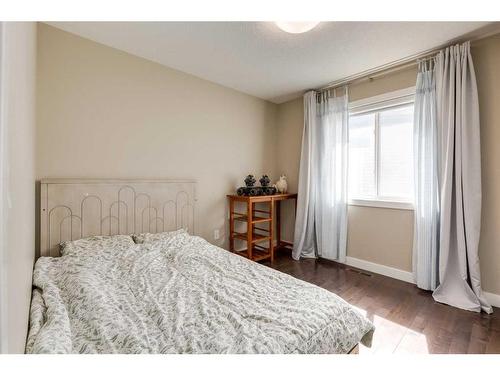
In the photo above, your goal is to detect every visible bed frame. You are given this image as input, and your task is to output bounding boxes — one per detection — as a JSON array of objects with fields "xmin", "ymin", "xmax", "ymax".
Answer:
[{"xmin": 40, "ymin": 179, "xmax": 196, "ymax": 257}]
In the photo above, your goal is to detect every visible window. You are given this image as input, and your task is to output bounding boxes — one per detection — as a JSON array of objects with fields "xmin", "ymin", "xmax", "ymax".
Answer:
[{"xmin": 348, "ymin": 88, "xmax": 415, "ymax": 209}]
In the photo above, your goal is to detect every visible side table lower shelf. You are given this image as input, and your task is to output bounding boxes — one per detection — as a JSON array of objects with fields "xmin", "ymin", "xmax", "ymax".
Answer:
[{"xmin": 276, "ymin": 239, "xmax": 293, "ymax": 252}]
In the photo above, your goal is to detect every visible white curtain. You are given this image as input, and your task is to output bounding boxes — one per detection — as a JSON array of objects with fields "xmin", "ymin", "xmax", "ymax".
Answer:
[
  {"xmin": 413, "ymin": 60, "xmax": 440, "ymax": 291},
  {"xmin": 293, "ymin": 89, "xmax": 348, "ymax": 262},
  {"xmin": 413, "ymin": 42, "xmax": 492, "ymax": 313},
  {"xmin": 431, "ymin": 42, "xmax": 492, "ymax": 313}
]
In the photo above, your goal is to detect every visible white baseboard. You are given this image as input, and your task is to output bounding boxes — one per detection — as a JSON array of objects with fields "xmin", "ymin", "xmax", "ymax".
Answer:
[
  {"xmin": 344, "ymin": 256, "xmax": 415, "ymax": 284},
  {"xmin": 484, "ymin": 292, "xmax": 500, "ymax": 309},
  {"xmin": 343, "ymin": 256, "xmax": 500, "ymax": 308}
]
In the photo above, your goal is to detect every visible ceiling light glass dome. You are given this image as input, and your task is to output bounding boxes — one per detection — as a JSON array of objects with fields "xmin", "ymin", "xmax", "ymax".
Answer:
[{"xmin": 275, "ymin": 22, "xmax": 320, "ymax": 34}]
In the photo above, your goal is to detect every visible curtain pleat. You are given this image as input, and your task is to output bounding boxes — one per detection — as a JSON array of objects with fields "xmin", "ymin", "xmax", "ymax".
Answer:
[
  {"xmin": 413, "ymin": 61, "xmax": 440, "ymax": 291},
  {"xmin": 292, "ymin": 92, "xmax": 318, "ymax": 259}
]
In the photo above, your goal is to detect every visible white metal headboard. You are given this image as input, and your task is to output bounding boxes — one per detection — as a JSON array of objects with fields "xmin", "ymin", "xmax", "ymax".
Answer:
[{"xmin": 40, "ymin": 179, "xmax": 196, "ymax": 257}]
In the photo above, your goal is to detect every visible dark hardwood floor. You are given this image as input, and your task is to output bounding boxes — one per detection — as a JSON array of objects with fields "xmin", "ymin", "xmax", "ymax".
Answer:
[{"xmin": 265, "ymin": 251, "xmax": 500, "ymax": 354}]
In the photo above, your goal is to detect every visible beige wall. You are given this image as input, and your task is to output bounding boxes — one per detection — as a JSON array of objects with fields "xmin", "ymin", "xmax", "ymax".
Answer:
[
  {"xmin": 36, "ymin": 24, "xmax": 277, "ymax": 251},
  {"xmin": 0, "ymin": 22, "xmax": 37, "ymax": 353},
  {"xmin": 275, "ymin": 97, "xmax": 303, "ymax": 244},
  {"xmin": 275, "ymin": 36, "xmax": 500, "ymax": 295}
]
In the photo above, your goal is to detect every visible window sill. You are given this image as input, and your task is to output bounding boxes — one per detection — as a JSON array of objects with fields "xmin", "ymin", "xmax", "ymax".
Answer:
[{"xmin": 348, "ymin": 198, "xmax": 414, "ymax": 211}]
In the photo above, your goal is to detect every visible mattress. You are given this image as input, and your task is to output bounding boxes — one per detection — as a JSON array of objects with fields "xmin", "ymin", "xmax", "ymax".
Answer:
[{"xmin": 26, "ymin": 232, "xmax": 374, "ymax": 354}]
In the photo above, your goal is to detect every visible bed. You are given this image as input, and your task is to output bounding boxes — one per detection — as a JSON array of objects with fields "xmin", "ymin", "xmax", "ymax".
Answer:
[{"xmin": 26, "ymin": 179, "xmax": 374, "ymax": 354}]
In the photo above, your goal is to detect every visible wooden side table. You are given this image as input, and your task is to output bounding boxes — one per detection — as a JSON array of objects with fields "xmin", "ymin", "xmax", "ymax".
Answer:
[{"xmin": 227, "ymin": 193, "xmax": 297, "ymax": 263}]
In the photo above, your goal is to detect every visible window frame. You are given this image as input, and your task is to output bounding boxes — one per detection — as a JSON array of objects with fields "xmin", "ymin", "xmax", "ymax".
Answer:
[{"xmin": 348, "ymin": 87, "xmax": 416, "ymax": 211}]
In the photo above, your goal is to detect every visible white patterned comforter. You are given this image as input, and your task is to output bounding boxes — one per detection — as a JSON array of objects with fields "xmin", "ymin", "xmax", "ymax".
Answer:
[{"xmin": 26, "ymin": 232, "xmax": 374, "ymax": 353}]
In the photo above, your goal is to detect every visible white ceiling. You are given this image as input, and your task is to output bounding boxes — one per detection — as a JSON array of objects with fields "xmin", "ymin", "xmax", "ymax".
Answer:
[{"xmin": 48, "ymin": 22, "xmax": 490, "ymax": 103}]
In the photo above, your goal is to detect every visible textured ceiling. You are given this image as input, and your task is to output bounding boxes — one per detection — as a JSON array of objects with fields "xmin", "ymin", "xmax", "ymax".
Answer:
[{"xmin": 47, "ymin": 22, "xmax": 489, "ymax": 103}]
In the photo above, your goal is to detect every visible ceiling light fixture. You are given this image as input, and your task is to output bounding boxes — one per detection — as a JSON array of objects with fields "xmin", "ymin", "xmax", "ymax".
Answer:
[{"xmin": 275, "ymin": 22, "xmax": 320, "ymax": 34}]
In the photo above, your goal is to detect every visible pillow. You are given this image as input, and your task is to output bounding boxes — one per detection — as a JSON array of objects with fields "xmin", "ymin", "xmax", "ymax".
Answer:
[
  {"xmin": 59, "ymin": 234, "xmax": 135, "ymax": 256},
  {"xmin": 132, "ymin": 228, "xmax": 188, "ymax": 244}
]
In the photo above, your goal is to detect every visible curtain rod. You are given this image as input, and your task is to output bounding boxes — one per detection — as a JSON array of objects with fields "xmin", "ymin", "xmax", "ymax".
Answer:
[{"xmin": 316, "ymin": 23, "xmax": 500, "ymax": 92}]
